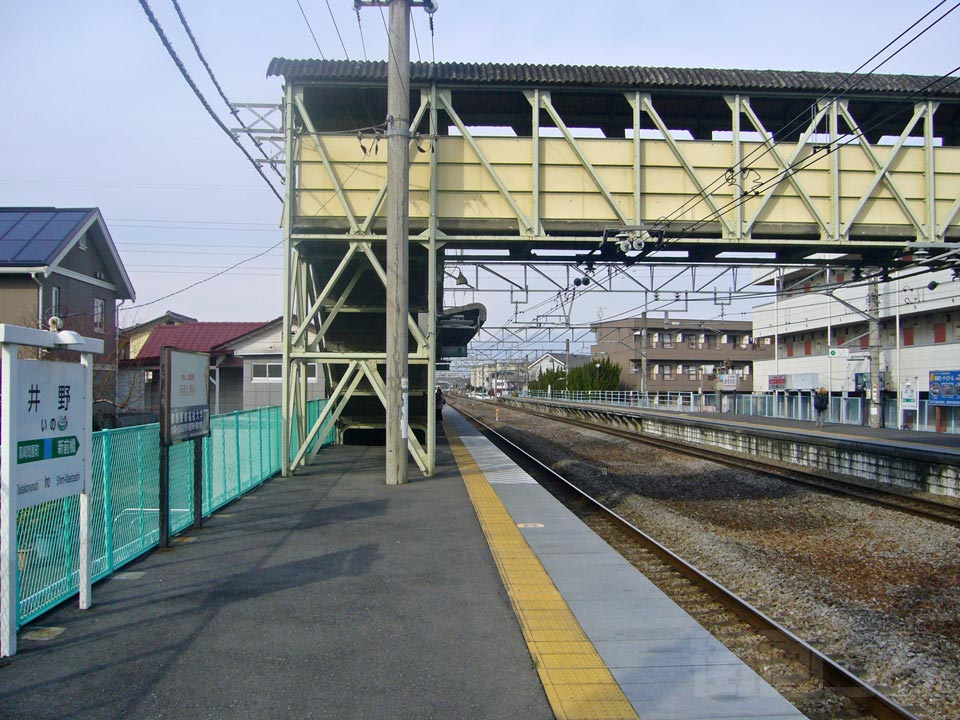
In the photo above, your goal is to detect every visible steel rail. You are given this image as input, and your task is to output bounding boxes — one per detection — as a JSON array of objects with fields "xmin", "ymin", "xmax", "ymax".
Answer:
[
  {"xmin": 499, "ymin": 399, "xmax": 960, "ymax": 528},
  {"xmin": 453, "ymin": 401, "xmax": 921, "ymax": 720}
]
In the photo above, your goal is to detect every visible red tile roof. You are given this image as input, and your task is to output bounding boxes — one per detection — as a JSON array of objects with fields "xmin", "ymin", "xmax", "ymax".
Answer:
[{"xmin": 137, "ymin": 322, "xmax": 267, "ymax": 361}]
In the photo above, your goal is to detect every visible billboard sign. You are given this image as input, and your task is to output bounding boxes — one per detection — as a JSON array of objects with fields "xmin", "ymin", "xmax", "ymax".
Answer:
[
  {"xmin": 10, "ymin": 360, "xmax": 86, "ymax": 510},
  {"xmin": 161, "ymin": 349, "xmax": 210, "ymax": 445},
  {"xmin": 929, "ymin": 369, "xmax": 960, "ymax": 407}
]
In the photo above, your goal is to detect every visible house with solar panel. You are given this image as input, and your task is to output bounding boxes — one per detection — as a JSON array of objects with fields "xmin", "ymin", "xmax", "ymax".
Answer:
[{"xmin": 0, "ymin": 207, "xmax": 136, "ymax": 427}]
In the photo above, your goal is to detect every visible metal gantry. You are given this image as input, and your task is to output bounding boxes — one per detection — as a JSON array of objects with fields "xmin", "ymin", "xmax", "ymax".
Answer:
[{"xmin": 271, "ymin": 60, "xmax": 960, "ymax": 476}]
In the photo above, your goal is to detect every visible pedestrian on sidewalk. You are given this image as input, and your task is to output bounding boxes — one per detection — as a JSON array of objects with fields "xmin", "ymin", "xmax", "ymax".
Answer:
[{"xmin": 813, "ymin": 387, "xmax": 829, "ymax": 428}]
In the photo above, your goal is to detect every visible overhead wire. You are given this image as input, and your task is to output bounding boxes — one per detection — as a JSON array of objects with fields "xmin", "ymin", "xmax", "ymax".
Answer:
[
  {"xmin": 650, "ymin": 0, "xmax": 960, "ymax": 235},
  {"xmin": 124, "ymin": 157, "xmax": 371, "ymax": 311},
  {"xmin": 670, "ymin": 67, "xmax": 960, "ymax": 243},
  {"xmin": 295, "ymin": 0, "xmax": 326, "ymax": 58},
  {"xmin": 136, "ymin": 0, "xmax": 283, "ymax": 202},
  {"xmin": 169, "ymin": 0, "xmax": 285, "ymax": 182},
  {"xmin": 325, "ymin": 0, "xmax": 351, "ymax": 59}
]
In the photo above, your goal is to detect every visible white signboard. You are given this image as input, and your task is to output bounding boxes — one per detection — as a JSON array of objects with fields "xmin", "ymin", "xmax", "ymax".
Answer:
[
  {"xmin": 162, "ymin": 349, "xmax": 210, "ymax": 445},
  {"xmin": 717, "ymin": 374, "xmax": 738, "ymax": 390},
  {"xmin": 901, "ymin": 382, "xmax": 918, "ymax": 409},
  {"xmin": 11, "ymin": 360, "xmax": 86, "ymax": 510},
  {"xmin": 828, "ymin": 347, "xmax": 849, "ymax": 359}
]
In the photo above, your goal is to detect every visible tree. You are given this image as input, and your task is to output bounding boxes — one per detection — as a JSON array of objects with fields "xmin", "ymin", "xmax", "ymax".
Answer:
[
  {"xmin": 528, "ymin": 368, "xmax": 568, "ymax": 392},
  {"xmin": 568, "ymin": 358, "xmax": 621, "ymax": 391}
]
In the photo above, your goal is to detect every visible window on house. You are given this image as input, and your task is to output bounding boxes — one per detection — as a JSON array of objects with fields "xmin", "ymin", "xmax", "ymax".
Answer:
[
  {"xmin": 662, "ymin": 364, "xmax": 673, "ymax": 379},
  {"xmin": 706, "ymin": 335, "xmax": 717, "ymax": 349},
  {"xmin": 51, "ymin": 285, "xmax": 61, "ymax": 313},
  {"xmin": 93, "ymin": 298, "xmax": 105, "ymax": 333},
  {"xmin": 661, "ymin": 332, "xmax": 672, "ymax": 348},
  {"xmin": 252, "ymin": 362, "xmax": 317, "ymax": 382},
  {"xmin": 688, "ymin": 366, "xmax": 698, "ymax": 380},
  {"xmin": 903, "ymin": 327, "xmax": 914, "ymax": 346},
  {"xmin": 79, "ymin": 233, "xmax": 87, "ymax": 251},
  {"xmin": 934, "ymin": 323, "xmax": 946, "ymax": 343}
]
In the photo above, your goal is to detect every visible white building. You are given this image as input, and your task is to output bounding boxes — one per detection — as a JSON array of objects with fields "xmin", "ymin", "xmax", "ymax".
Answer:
[
  {"xmin": 752, "ymin": 267, "xmax": 959, "ymax": 396},
  {"xmin": 526, "ymin": 352, "xmax": 590, "ymax": 380}
]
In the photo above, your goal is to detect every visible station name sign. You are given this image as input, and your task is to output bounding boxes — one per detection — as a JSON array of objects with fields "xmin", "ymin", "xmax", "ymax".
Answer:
[{"xmin": 11, "ymin": 360, "xmax": 86, "ymax": 510}]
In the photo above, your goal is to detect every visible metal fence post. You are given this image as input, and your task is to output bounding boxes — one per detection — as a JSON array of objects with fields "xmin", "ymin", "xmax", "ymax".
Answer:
[
  {"xmin": 234, "ymin": 412, "xmax": 242, "ymax": 497},
  {"xmin": 103, "ymin": 430, "xmax": 114, "ymax": 573}
]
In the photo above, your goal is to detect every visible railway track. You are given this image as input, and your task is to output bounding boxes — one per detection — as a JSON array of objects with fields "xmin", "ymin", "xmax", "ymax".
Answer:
[
  {"xmin": 493, "ymin": 399, "xmax": 960, "ymax": 528},
  {"xmin": 453, "ymin": 401, "xmax": 922, "ymax": 720}
]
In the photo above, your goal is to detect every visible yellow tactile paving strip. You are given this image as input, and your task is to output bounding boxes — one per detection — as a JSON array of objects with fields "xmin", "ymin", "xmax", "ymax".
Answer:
[{"xmin": 445, "ymin": 421, "xmax": 640, "ymax": 720}]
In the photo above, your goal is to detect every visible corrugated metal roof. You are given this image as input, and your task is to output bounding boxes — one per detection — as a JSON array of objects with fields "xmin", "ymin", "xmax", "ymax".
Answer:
[
  {"xmin": 138, "ymin": 322, "xmax": 268, "ymax": 361},
  {"xmin": 266, "ymin": 59, "xmax": 960, "ymax": 97},
  {"xmin": 0, "ymin": 208, "xmax": 96, "ymax": 265}
]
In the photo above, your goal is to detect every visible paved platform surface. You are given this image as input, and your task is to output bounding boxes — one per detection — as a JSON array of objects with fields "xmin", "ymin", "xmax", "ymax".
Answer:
[
  {"xmin": 447, "ymin": 409, "xmax": 807, "ymax": 720},
  {"xmin": 0, "ymin": 441, "xmax": 553, "ymax": 719},
  {"xmin": 690, "ymin": 409, "xmax": 960, "ymax": 451}
]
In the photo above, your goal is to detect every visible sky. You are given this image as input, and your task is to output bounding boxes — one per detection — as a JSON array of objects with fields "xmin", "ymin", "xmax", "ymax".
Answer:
[{"xmin": 1, "ymin": 1, "xmax": 958, "ymax": 341}]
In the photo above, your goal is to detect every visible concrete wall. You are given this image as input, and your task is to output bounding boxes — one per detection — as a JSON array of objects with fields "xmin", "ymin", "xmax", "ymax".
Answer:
[{"xmin": 501, "ymin": 396, "xmax": 960, "ymax": 498}]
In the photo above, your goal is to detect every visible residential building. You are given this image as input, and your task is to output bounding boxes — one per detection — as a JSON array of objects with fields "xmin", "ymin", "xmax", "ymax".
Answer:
[
  {"xmin": 119, "ymin": 311, "xmax": 196, "ymax": 361},
  {"xmin": 751, "ymin": 267, "xmax": 960, "ymax": 398},
  {"xmin": 527, "ymin": 352, "xmax": 591, "ymax": 382},
  {"xmin": 0, "ymin": 207, "xmax": 136, "ymax": 427},
  {"xmin": 469, "ymin": 361, "xmax": 528, "ymax": 394},
  {"xmin": 118, "ymin": 319, "xmax": 324, "ymax": 420},
  {"xmin": 591, "ymin": 317, "xmax": 772, "ymax": 393}
]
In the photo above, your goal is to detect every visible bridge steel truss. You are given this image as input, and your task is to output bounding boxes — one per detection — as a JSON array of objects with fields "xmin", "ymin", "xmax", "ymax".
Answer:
[{"xmin": 272, "ymin": 60, "xmax": 960, "ymax": 477}]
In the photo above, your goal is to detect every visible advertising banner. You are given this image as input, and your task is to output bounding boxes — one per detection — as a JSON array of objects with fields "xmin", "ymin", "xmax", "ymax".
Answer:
[{"xmin": 929, "ymin": 369, "xmax": 960, "ymax": 407}]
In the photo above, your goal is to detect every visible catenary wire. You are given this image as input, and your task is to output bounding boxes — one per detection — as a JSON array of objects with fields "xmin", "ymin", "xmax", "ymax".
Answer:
[{"xmin": 650, "ymin": 1, "xmax": 960, "ymax": 233}]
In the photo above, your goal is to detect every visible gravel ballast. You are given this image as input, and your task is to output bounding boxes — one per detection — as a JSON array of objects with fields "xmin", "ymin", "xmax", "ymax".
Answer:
[{"xmin": 454, "ymin": 399, "xmax": 960, "ymax": 720}]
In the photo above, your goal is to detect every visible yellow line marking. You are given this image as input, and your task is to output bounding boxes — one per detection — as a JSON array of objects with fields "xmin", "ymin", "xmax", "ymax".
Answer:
[{"xmin": 445, "ymin": 420, "xmax": 639, "ymax": 720}]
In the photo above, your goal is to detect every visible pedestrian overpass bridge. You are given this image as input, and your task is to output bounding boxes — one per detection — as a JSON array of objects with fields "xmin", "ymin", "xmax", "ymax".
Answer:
[{"xmin": 265, "ymin": 59, "xmax": 960, "ymax": 477}]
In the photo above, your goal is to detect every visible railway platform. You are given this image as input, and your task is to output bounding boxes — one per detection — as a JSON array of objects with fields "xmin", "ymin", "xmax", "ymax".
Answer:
[{"xmin": 1, "ymin": 407, "xmax": 806, "ymax": 720}]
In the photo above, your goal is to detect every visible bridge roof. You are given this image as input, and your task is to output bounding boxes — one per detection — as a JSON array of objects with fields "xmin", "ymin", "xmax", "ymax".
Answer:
[{"xmin": 268, "ymin": 59, "xmax": 960, "ymax": 98}]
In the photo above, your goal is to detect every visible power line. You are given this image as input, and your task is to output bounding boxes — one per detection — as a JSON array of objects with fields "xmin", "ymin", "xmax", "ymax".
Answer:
[
  {"xmin": 169, "ymin": 0, "xmax": 285, "ymax": 183},
  {"xmin": 411, "ymin": 12, "xmax": 422, "ymax": 62},
  {"xmin": 295, "ymin": 0, "xmax": 326, "ymax": 58},
  {"xmin": 325, "ymin": 0, "xmax": 351, "ymax": 59},
  {"xmin": 124, "ymin": 157, "xmax": 370, "ymax": 310},
  {"xmin": 651, "ymin": 0, "xmax": 960, "ymax": 234},
  {"xmin": 355, "ymin": 7, "xmax": 368, "ymax": 60},
  {"xmin": 137, "ymin": 0, "xmax": 283, "ymax": 202}
]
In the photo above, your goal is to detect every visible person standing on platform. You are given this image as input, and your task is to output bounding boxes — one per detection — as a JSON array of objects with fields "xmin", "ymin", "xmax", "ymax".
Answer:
[
  {"xmin": 435, "ymin": 387, "xmax": 445, "ymax": 421},
  {"xmin": 813, "ymin": 387, "xmax": 829, "ymax": 428}
]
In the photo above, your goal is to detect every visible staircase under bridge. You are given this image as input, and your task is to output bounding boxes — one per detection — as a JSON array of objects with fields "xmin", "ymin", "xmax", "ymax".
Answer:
[{"xmin": 266, "ymin": 59, "xmax": 960, "ymax": 477}]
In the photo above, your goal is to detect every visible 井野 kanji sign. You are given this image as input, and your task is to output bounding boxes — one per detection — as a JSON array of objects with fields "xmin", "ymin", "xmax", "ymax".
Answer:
[{"xmin": 11, "ymin": 360, "xmax": 86, "ymax": 509}]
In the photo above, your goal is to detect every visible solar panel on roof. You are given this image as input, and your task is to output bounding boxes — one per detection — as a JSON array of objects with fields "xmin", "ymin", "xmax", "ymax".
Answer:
[
  {"xmin": 0, "ymin": 238, "xmax": 29, "ymax": 262},
  {"xmin": 0, "ymin": 212, "xmax": 26, "ymax": 238},
  {"xmin": 4, "ymin": 214, "xmax": 55, "ymax": 242},
  {"xmin": 16, "ymin": 239, "xmax": 62, "ymax": 263},
  {"xmin": 35, "ymin": 213, "xmax": 86, "ymax": 241}
]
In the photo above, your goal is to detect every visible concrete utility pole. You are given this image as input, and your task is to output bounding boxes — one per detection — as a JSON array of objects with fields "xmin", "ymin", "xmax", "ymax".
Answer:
[
  {"xmin": 384, "ymin": 0, "xmax": 411, "ymax": 484},
  {"xmin": 867, "ymin": 279, "xmax": 882, "ymax": 429}
]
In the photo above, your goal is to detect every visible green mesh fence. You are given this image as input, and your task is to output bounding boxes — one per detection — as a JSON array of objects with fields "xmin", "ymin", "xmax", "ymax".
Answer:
[{"xmin": 14, "ymin": 400, "xmax": 331, "ymax": 626}]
